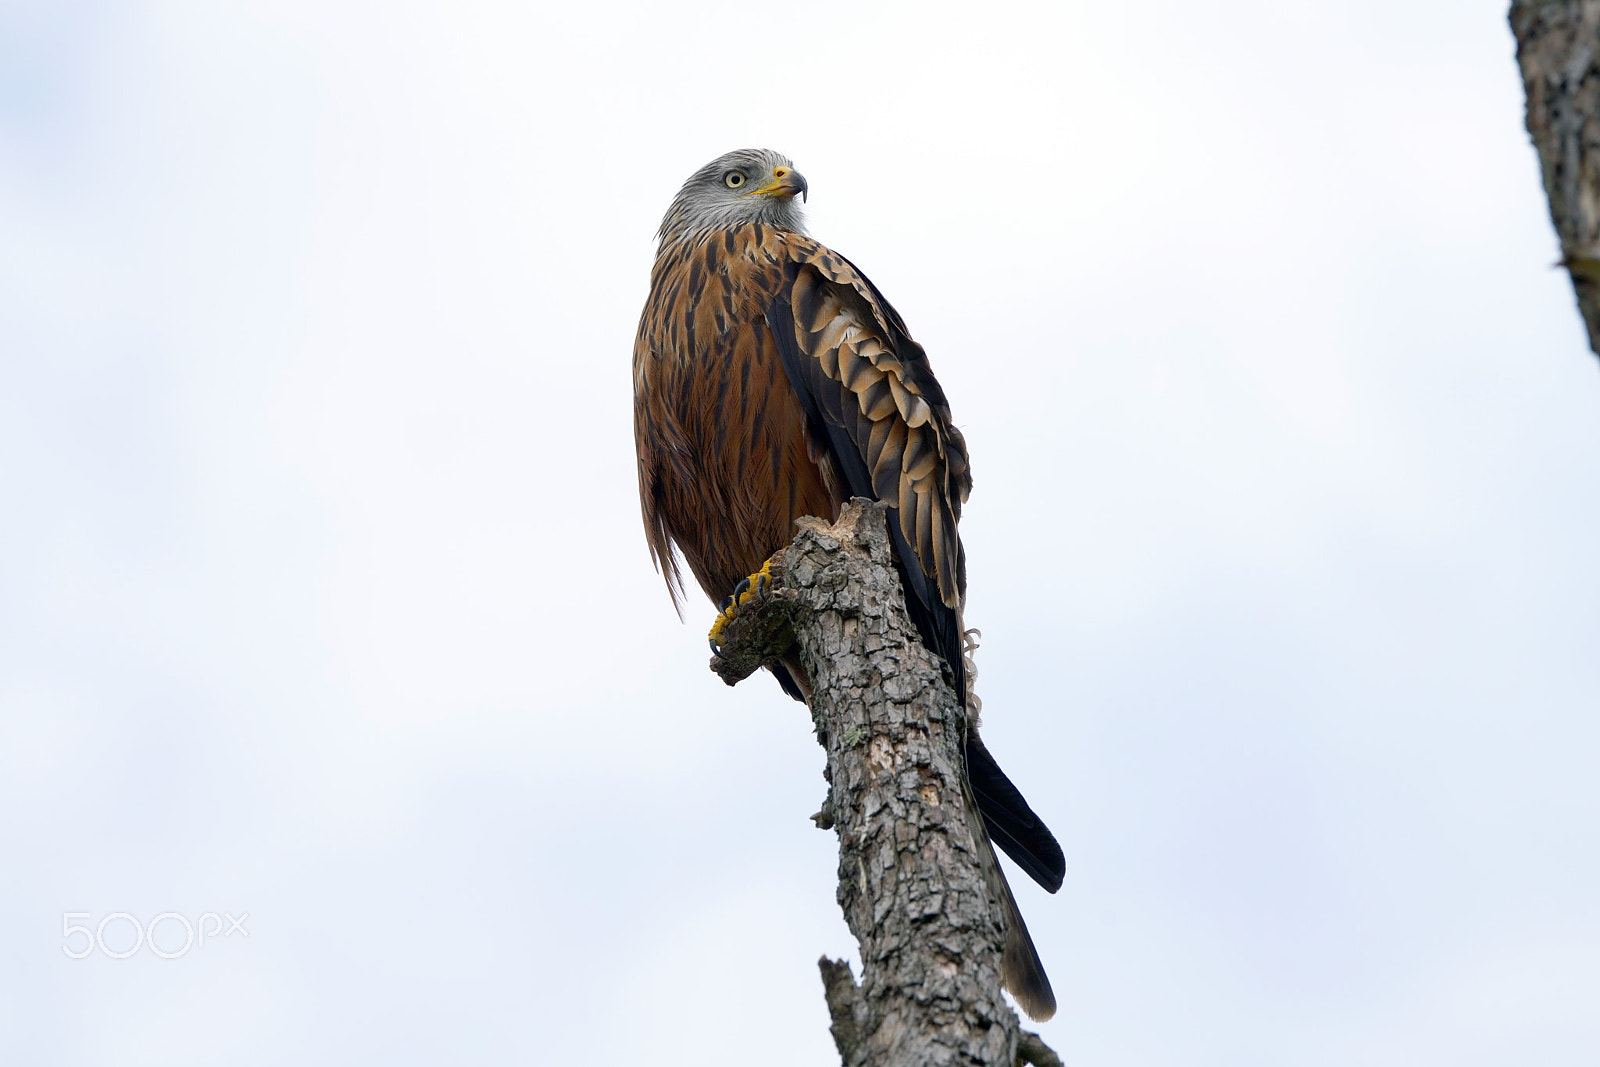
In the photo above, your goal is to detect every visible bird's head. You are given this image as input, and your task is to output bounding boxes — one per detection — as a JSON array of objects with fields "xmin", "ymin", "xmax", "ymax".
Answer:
[{"xmin": 657, "ymin": 148, "xmax": 808, "ymax": 243}]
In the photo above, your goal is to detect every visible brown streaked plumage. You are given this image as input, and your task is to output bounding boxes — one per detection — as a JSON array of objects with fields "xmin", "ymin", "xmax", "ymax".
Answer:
[{"xmin": 633, "ymin": 149, "xmax": 1063, "ymax": 1021}]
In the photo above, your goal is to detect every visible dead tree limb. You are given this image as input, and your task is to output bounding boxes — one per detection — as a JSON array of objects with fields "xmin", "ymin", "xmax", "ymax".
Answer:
[
  {"xmin": 710, "ymin": 500, "xmax": 1060, "ymax": 1067},
  {"xmin": 1512, "ymin": 0, "xmax": 1600, "ymax": 358}
]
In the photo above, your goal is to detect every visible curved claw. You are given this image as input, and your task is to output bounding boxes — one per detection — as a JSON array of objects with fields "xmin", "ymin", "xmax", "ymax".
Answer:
[{"xmin": 709, "ymin": 559, "xmax": 777, "ymax": 661}]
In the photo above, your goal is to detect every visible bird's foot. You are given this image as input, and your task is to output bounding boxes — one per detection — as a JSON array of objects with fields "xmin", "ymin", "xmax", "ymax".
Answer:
[{"xmin": 708, "ymin": 557, "xmax": 776, "ymax": 656}]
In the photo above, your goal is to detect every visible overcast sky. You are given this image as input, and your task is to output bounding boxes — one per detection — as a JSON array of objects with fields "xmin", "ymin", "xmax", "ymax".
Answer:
[{"xmin": 3, "ymin": 1, "xmax": 1598, "ymax": 1064}]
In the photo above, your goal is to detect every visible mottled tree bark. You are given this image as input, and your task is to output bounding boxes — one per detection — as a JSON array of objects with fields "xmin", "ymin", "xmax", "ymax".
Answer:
[
  {"xmin": 710, "ymin": 501, "xmax": 1059, "ymax": 1067},
  {"xmin": 1512, "ymin": 0, "xmax": 1600, "ymax": 358}
]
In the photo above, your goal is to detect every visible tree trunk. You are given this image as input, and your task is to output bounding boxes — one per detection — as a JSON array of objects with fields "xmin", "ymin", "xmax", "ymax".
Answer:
[
  {"xmin": 1511, "ymin": 0, "xmax": 1600, "ymax": 359},
  {"xmin": 710, "ymin": 500, "xmax": 1059, "ymax": 1067}
]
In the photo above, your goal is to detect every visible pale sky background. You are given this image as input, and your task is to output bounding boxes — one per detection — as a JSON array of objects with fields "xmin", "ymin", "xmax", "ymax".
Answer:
[{"xmin": 3, "ymin": 1, "xmax": 1598, "ymax": 1063}]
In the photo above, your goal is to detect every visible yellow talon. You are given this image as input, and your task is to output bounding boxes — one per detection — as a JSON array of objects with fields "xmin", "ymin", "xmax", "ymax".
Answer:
[
  {"xmin": 708, "ymin": 610, "xmax": 732, "ymax": 648},
  {"xmin": 707, "ymin": 558, "xmax": 777, "ymax": 651}
]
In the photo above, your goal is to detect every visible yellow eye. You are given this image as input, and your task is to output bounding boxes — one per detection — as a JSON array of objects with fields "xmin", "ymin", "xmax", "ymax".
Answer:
[{"xmin": 723, "ymin": 171, "xmax": 746, "ymax": 189}]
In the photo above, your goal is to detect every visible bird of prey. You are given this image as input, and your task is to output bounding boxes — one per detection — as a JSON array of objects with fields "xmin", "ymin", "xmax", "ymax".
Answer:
[{"xmin": 633, "ymin": 148, "xmax": 1064, "ymax": 1020}]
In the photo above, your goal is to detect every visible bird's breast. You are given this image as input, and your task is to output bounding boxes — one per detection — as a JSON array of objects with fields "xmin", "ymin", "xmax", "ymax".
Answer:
[{"xmin": 637, "ymin": 233, "xmax": 840, "ymax": 600}]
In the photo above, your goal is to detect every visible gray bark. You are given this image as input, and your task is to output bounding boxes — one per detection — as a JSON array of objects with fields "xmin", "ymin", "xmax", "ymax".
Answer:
[
  {"xmin": 1512, "ymin": 0, "xmax": 1600, "ymax": 358},
  {"xmin": 710, "ymin": 501, "xmax": 1059, "ymax": 1067}
]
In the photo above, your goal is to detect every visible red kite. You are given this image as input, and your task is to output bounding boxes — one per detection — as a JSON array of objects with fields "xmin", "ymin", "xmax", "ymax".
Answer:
[{"xmin": 634, "ymin": 149, "xmax": 1063, "ymax": 1020}]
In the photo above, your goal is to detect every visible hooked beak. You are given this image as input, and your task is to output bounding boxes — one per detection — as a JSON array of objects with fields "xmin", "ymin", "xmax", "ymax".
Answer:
[{"xmin": 748, "ymin": 166, "xmax": 808, "ymax": 203}]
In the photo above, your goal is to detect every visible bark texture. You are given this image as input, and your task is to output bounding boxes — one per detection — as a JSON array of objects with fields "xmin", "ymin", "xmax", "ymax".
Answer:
[
  {"xmin": 1512, "ymin": 0, "xmax": 1600, "ymax": 357},
  {"xmin": 711, "ymin": 501, "xmax": 1059, "ymax": 1067}
]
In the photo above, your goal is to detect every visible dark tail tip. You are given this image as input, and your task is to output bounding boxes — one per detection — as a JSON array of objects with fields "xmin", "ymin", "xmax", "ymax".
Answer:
[{"xmin": 966, "ymin": 732, "xmax": 1065, "ymax": 893}]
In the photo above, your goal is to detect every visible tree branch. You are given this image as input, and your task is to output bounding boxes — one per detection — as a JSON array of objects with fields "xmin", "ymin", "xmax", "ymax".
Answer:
[
  {"xmin": 710, "ymin": 500, "xmax": 1061, "ymax": 1067},
  {"xmin": 1512, "ymin": 0, "xmax": 1600, "ymax": 359}
]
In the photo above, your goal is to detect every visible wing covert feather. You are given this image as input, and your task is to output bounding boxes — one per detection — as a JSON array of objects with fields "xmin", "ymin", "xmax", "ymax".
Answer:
[{"xmin": 758, "ymin": 232, "xmax": 974, "ymax": 701}]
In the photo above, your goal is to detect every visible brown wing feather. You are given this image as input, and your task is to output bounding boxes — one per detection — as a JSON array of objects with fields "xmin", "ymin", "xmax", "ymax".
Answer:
[{"xmin": 772, "ymin": 234, "xmax": 972, "ymax": 614}]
